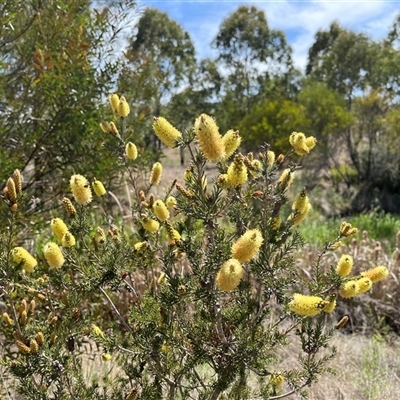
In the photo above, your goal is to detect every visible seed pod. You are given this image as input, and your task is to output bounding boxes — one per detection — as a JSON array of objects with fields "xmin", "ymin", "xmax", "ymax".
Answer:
[
  {"xmin": 30, "ymin": 339, "xmax": 39, "ymax": 354},
  {"xmin": 2, "ymin": 312, "xmax": 14, "ymax": 326},
  {"xmin": 36, "ymin": 332, "xmax": 45, "ymax": 346},
  {"xmin": 62, "ymin": 197, "xmax": 77, "ymax": 216},
  {"xmin": 6, "ymin": 177, "xmax": 17, "ymax": 203},
  {"xmin": 12, "ymin": 169, "xmax": 22, "ymax": 193},
  {"xmin": 16, "ymin": 339, "xmax": 31, "ymax": 354}
]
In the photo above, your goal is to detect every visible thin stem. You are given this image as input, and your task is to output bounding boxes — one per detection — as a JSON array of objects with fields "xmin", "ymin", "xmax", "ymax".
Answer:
[{"xmin": 99, "ymin": 287, "xmax": 134, "ymax": 334}]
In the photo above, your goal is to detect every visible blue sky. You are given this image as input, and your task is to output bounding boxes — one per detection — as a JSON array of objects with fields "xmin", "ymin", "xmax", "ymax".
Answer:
[{"xmin": 136, "ymin": 1, "xmax": 400, "ymax": 72}]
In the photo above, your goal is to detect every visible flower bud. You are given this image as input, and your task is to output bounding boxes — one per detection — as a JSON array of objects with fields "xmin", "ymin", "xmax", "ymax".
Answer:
[
  {"xmin": 153, "ymin": 200, "xmax": 169, "ymax": 222},
  {"xmin": 125, "ymin": 142, "xmax": 138, "ymax": 160},
  {"xmin": 150, "ymin": 162, "xmax": 162, "ymax": 185},
  {"xmin": 92, "ymin": 178, "xmax": 106, "ymax": 197},
  {"xmin": 12, "ymin": 169, "xmax": 22, "ymax": 194},
  {"xmin": 117, "ymin": 96, "xmax": 130, "ymax": 118},
  {"xmin": 109, "ymin": 93, "xmax": 119, "ymax": 113}
]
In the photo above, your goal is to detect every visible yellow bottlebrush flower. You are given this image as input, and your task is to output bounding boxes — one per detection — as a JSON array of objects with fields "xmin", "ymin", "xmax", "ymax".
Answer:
[
  {"xmin": 356, "ymin": 277, "xmax": 373, "ymax": 294},
  {"xmin": 2, "ymin": 312, "xmax": 13, "ymax": 326},
  {"xmin": 117, "ymin": 96, "xmax": 130, "ymax": 118},
  {"xmin": 126, "ymin": 388, "xmax": 139, "ymax": 400},
  {"xmin": 70, "ymin": 174, "xmax": 92, "ymax": 205},
  {"xmin": 216, "ymin": 259, "xmax": 244, "ymax": 292},
  {"xmin": 278, "ymin": 168, "xmax": 294, "ymax": 189},
  {"xmin": 271, "ymin": 216, "xmax": 282, "ymax": 230},
  {"xmin": 270, "ymin": 373, "xmax": 284, "ymax": 388},
  {"xmin": 92, "ymin": 178, "xmax": 106, "ymax": 197},
  {"xmin": 150, "ymin": 162, "xmax": 162, "ymax": 185},
  {"xmin": 292, "ymin": 188, "xmax": 310, "ymax": 214},
  {"xmin": 36, "ymin": 332, "xmax": 45, "ymax": 346},
  {"xmin": 96, "ymin": 227, "xmax": 106, "ymax": 244},
  {"xmin": 289, "ymin": 132, "xmax": 317, "ymax": 156},
  {"xmin": 62, "ymin": 197, "xmax": 76, "ymax": 216},
  {"xmin": 227, "ymin": 154, "xmax": 248, "ymax": 187},
  {"xmin": 231, "ymin": 228, "xmax": 263, "ymax": 263},
  {"xmin": 102, "ymin": 353, "xmax": 112, "ymax": 362},
  {"xmin": 51, "ymin": 218, "xmax": 69, "ymax": 241},
  {"xmin": 267, "ymin": 150, "xmax": 276, "ymax": 166},
  {"xmin": 165, "ymin": 220, "xmax": 181, "ymax": 244},
  {"xmin": 322, "ymin": 295, "xmax": 337, "ymax": 313},
  {"xmin": 13, "ymin": 169, "xmax": 22, "ymax": 193},
  {"xmin": 6, "ymin": 177, "xmax": 17, "ymax": 204},
  {"xmin": 61, "ymin": 231, "xmax": 76, "ymax": 247},
  {"xmin": 141, "ymin": 217, "xmax": 160, "ymax": 233},
  {"xmin": 217, "ymin": 174, "xmax": 229, "ymax": 189},
  {"xmin": 109, "ymin": 93, "xmax": 119, "ymax": 113},
  {"xmin": 30, "ymin": 339, "xmax": 39, "ymax": 354},
  {"xmin": 289, "ymin": 132, "xmax": 309, "ymax": 155},
  {"xmin": 152, "ymin": 116, "xmax": 182, "ymax": 148},
  {"xmin": 16, "ymin": 340, "xmax": 31, "ymax": 354},
  {"xmin": 288, "ymin": 293, "xmax": 325, "ymax": 317},
  {"xmin": 166, "ymin": 196, "xmax": 177, "ymax": 208},
  {"xmin": 11, "ymin": 247, "xmax": 37, "ymax": 273},
  {"xmin": 91, "ymin": 324, "xmax": 105, "ymax": 338},
  {"xmin": 222, "ymin": 129, "xmax": 241, "ymax": 159},
  {"xmin": 251, "ymin": 159, "xmax": 263, "ymax": 177},
  {"xmin": 330, "ymin": 241, "xmax": 342, "ymax": 251},
  {"xmin": 336, "ymin": 254, "xmax": 353, "ymax": 277},
  {"xmin": 125, "ymin": 142, "xmax": 138, "ymax": 160},
  {"xmin": 339, "ymin": 280, "xmax": 359, "ymax": 298},
  {"xmin": 194, "ymin": 113, "xmax": 225, "ymax": 162},
  {"xmin": 175, "ymin": 183, "xmax": 194, "ymax": 199},
  {"xmin": 288, "ymin": 189, "xmax": 311, "ymax": 226},
  {"xmin": 361, "ymin": 265, "xmax": 389, "ymax": 283},
  {"xmin": 153, "ymin": 200, "xmax": 170, "ymax": 222},
  {"xmin": 43, "ymin": 242, "xmax": 65, "ymax": 269},
  {"xmin": 339, "ymin": 221, "xmax": 358, "ymax": 237},
  {"xmin": 133, "ymin": 241, "xmax": 148, "ymax": 252},
  {"xmin": 305, "ymin": 136, "xmax": 317, "ymax": 151}
]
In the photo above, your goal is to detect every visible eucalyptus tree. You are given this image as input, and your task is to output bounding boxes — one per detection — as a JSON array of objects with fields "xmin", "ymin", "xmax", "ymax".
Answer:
[{"xmin": 212, "ymin": 5, "xmax": 294, "ymax": 131}]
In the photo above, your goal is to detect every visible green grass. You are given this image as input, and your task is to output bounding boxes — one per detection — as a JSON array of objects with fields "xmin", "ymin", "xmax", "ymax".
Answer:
[{"xmin": 299, "ymin": 210, "xmax": 400, "ymax": 249}]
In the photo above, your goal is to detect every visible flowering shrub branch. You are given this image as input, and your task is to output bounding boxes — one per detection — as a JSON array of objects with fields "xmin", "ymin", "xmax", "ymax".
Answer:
[{"xmin": 0, "ymin": 95, "xmax": 389, "ymax": 399}]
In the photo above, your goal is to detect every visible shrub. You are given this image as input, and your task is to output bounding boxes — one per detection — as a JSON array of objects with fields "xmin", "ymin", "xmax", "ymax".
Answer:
[{"xmin": 0, "ymin": 103, "xmax": 390, "ymax": 399}]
